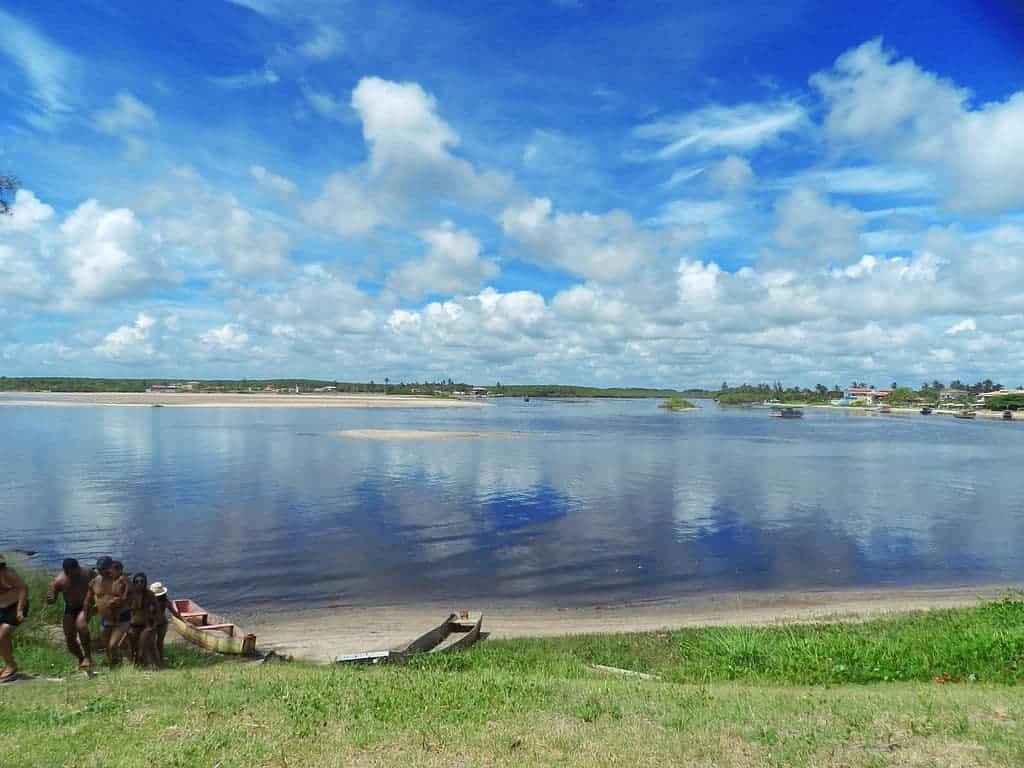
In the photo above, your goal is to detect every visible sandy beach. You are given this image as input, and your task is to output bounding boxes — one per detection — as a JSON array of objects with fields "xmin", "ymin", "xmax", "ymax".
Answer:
[
  {"xmin": 242, "ymin": 584, "xmax": 1013, "ymax": 661},
  {"xmin": 333, "ymin": 428, "xmax": 528, "ymax": 440},
  {"xmin": 0, "ymin": 392, "xmax": 489, "ymax": 408}
]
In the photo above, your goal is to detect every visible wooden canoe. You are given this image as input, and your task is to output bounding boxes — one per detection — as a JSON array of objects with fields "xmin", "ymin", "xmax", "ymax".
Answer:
[
  {"xmin": 170, "ymin": 598, "xmax": 257, "ymax": 656},
  {"xmin": 335, "ymin": 611, "xmax": 483, "ymax": 664}
]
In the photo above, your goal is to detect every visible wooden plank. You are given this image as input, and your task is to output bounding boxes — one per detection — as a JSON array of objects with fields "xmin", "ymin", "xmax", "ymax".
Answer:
[{"xmin": 588, "ymin": 664, "xmax": 660, "ymax": 681}]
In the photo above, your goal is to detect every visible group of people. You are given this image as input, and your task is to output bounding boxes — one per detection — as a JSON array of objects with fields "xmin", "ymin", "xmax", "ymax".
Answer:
[{"xmin": 0, "ymin": 553, "xmax": 180, "ymax": 681}]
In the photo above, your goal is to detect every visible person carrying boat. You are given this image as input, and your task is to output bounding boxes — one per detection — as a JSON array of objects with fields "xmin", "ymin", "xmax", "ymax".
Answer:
[
  {"xmin": 83, "ymin": 556, "xmax": 131, "ymax": 666},
  {"xmin": 148, "ymin": 581, "xmax": 181, "ymax": 665},
  {"xmin": 126, "ymin": 572, "xmax": 161, "ymax": 666},
  {"xmin": 46, "ymin": 558, "xmax": 96, "ymax": 670},
  {"xmin": 0, "ymin": 554, "xmax": 29, "ymax": 682}
]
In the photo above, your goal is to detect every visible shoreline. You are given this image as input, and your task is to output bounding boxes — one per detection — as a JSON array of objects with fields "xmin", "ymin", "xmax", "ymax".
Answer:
[
  {"xmin": 0, "ymin": 392, "xmax": 489, "ymax": 409},
  {"xmin": 241, "ymin": 583, "xmax": 1015, "ymax": 661}
]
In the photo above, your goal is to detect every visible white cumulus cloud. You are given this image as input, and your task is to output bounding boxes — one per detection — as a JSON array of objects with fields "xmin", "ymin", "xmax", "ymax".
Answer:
[{"xmin": 813, "ymin": 38, "xmax": 1024, "ymax": 214}]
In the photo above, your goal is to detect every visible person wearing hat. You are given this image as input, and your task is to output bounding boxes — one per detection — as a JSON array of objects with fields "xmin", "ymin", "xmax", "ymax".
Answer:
[
  {"xmin": 82, "ymin": 556, "xmax": 131, "ymax": 666},
  {"xmin": 148, "ymin": 581, "xmax": 181, "ymax": 665},
  {"xmin": 0, "ymin": 554, "xmax": 29, "ymax": 681},
  {"xmin": 46, "ymin": 558, "xmax": 96, "ymax": 670}
]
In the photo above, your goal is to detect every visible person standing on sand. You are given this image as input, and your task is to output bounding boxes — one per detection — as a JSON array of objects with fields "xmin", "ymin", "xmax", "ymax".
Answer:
[
  {"xmin": 46, "ymin": 558, "xmax": 96, "ymax": 670},
  {"xmin": 83, "ymin": 556, "xmax": 131, "ymax": 666},
  {"xmin": 0, "ymin": 554, "xmax": 29, "ymax": 681}
]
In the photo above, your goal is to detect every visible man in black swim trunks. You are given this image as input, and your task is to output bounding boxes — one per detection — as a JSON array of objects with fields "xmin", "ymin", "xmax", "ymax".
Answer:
[
  {"xmin": 46, "ymin": 558, "xmax": 96, "ymax": 669},
  {"xmin": 0, "ymin": 554, "xmax": 29, "ymax": 681},
  {"xmin": 83, "ymin": 556, "xmax": 130, "ymax": 666}
]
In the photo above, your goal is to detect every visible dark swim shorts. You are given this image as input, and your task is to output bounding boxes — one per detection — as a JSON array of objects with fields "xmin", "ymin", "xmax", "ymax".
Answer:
[
  {"xmin": 101, "ymin": 610, "xmax": 132, "ymax": 630},
  {"xmin": 0, "ymin": 602, "xmax": 29, "ymax": 627},
  {"xmin": 64, "ymin": 603, "xmax": 83, "ymax": 617}
]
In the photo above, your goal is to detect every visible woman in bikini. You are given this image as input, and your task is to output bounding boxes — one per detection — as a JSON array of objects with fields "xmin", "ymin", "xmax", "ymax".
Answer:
[{"xmin": 127, "ymin": 572, "xmax": 160, "ymax": 666}]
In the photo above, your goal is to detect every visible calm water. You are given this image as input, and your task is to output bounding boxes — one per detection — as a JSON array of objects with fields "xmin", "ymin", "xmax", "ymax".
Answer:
[{"xmin": 3, "ymin": 397, "xmax": 1023, "ymax": 613}]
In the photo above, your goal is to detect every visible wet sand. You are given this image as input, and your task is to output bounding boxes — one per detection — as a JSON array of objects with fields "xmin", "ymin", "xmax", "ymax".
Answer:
[
  {"xmin": 242, "ymin": 584, "xmax": 1012, "ymax": 661},
  {"xmin": 333, "ymin": 429, "xmax": 527, "ymax": 440},
  {"xmin": 0, "ymin": 392, "xmax": 488, "ymax": 409}
]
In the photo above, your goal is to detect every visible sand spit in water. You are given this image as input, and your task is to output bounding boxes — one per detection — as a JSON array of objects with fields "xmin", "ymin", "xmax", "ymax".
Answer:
[
  {"xmin": 0, "ymin": 392, "xmax": 489, "ymax": 409},
  {"xmin": 243, "ymin": 584, "xmax": 1012, "ymax": 662},
  {"xmin": 333, "ymin": 428, "xmax": 528, "ymax": 440}
]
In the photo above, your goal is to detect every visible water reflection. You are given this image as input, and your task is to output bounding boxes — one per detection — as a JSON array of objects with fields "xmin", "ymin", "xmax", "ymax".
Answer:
[{"xmin": 2, "ymin": 397, "xmax": 1023, "ymax": 612}]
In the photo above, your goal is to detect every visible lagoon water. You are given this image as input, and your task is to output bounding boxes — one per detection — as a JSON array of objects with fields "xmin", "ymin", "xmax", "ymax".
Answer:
[{"xmin": 3, "ymin": 397, "xmax": 1023, "ymax": 613}]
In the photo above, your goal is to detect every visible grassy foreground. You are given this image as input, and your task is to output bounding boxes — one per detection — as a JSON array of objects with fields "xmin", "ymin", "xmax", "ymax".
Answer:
[{"xmin": 2, "ymin": 569, "xmax": 1024, "ymax": 767}]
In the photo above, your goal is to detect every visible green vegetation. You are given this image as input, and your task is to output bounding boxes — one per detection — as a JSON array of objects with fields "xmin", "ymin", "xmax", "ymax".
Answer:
[
  {"xmin": 4, "ymin": 560, "xmax": 1024, "ymax": 766},
  {"xmin": 0, "ymin": 377, "xmax": 684, "ymax": 399},
  {"xmin": 713, "ymin": 383, "xmax": 843, "ymax": 406},
  {"xmin": 659, "ymin": 395, "xmax": 696, "ymax": 410},
  {"xmin": 987, "ymin": 394, "xmax": 1024, "ymax": 411},
  {"xmin": 494, "ymin": 384, "xmax": 684, "ymax": 398}
]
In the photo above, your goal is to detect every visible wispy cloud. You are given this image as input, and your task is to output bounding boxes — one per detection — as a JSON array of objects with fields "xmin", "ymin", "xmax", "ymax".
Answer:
[
  {"xmin": 209, "ymin": 68, "xmax": 280, "ymax": 89},
  {"xmin": 635, "ymin": 100, "xmax": 806, "ymax": 157},
  {"xmin": 92, "ymin": 92, "xmax": 157, "ymax": 135},
  {"xmin": 0, "ymin": 9, "xmax": 76, "ymax": 129},
  {"xmin": 298, "ymin": 25, "xmax": 345, "ymax": 60}
]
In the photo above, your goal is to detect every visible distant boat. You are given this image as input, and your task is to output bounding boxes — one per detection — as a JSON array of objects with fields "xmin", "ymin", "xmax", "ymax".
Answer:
[
  {"xmin": 170, "ymin": 597, "xmax": 257, "ymax": 656},
  {"xmin": 877, "ymin": 404, "xmax": 891, "ymax": 414},
  {"xmin": 954, "ymin": 410, "xmax": 977, "ymax": 420},
  {"xmin": 769, "ymin": 406, "xmax": 802, "ymax": 419},
  {"xmin": 335, "ymin": 611, "xmax": 483, "ymax": 664},
  {"xmin": 523, "ymin": 396, "xmax": 530, "ymax": 402},
  {"xmin": 920, "ymin": 406, "xmax": 933, "ymax": 415},
  {"xmin": 1003, "ymin": 410, "xmax": 1013, "ymax": 420}
]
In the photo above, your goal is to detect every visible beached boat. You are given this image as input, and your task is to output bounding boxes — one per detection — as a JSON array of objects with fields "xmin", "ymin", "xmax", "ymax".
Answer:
[
  {"xmin": 1003, "ymin": 410, "xmax": 1013, "ymax": 420},
  {"xmin": 877, "ymin": 404, "xmax": 891, "ymax": 413},
  {"xmin": 920, "ymin": 406, "xmax": 933, "ymax": 415},
  {"xmin": 334, "ymin": 611, "xmax": 483, "ymax": 664},
  {"xmin": 170, "ymin": 597, "xmax": 257, "ymax": 656},
  {"xmin": 768, "ymin": 406, "xmax": 802, "ymax": 419},
  {"xmin": 953, "ymin": 410, "xmax": 976, "ymax": 420}
]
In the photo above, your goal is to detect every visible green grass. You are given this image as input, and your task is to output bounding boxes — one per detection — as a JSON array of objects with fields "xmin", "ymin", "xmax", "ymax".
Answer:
[{"xmin": 4, "ymin": 564, "xmax": 1024, "ymax": 767}]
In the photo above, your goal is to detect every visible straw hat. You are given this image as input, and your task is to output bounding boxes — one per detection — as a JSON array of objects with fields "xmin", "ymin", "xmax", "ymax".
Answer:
[{"xmin": 149, "ymin": 581, "xmax": 168, "ymax": 597}]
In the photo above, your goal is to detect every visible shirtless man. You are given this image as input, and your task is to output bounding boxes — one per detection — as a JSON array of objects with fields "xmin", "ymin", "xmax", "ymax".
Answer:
[
  {"xmin": 46, "ymin": 558, "xmax": 95, "ymax": 670},
  {"xmin": 83, "ymin": 556, "xmax": 130, "ymax": 666},
  {"xmin": 126, "ymin": 572, "xmax": 160, "ymax": 666},
  {"xmin": 0, "ymin": 554, "xmax": 29, "ymax": 681}
]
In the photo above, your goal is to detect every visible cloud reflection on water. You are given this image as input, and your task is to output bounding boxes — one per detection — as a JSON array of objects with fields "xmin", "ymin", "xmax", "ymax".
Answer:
[{"xmin": 2, "ymin": 399, "xmax": 1023, "ymax": 610}]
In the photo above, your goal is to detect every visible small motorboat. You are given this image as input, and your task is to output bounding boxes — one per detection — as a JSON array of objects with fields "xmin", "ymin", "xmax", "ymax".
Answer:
[
  {"xmin": 170, "ymin": 597, "xmax": 257, "ymax": 656},
  {"xmin": 768, "ymin": 406, "xmax": 803, "ymax": 419},
  {"xmin": 335, "ymin": 611, "xmax": 483, "ymax": 664},
  {"xmin": 877, "ymin": 404, "xmax": 891, "ymax": 413},
  {"xmin": 1003, "ymin": 410, "xmax": 1013, "ymax": 420},
  {"xmin": 953, "ymin": 410, "xmax": 977, "ymax": 420},
  {"xmin": 920, "ymin": 406, "xmax": 933, "ymax": 415}
]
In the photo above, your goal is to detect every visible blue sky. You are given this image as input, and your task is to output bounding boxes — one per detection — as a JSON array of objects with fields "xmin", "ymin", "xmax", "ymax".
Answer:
[{"xmin": 2, "ymin": 0, "xmax": 1023, "ymax": 387}]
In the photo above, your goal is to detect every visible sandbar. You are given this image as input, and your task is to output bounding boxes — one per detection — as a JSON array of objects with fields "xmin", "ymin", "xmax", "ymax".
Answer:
[
  {"xmin": 333, "ymin": 428, "xmax": 527, "ymax": 440},
  {"xmin": 0, "ymin": 392, "xmax": 488, "ymax": 409},
  {"xmin": 242, "ymin": 584, "xmax": 1011, "ymax": 661}
]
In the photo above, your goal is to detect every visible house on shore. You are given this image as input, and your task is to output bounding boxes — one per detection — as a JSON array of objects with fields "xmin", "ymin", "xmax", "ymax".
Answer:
[{"xmin": 845, "ymin": 387, "xmax": 892, "ymax": 404}]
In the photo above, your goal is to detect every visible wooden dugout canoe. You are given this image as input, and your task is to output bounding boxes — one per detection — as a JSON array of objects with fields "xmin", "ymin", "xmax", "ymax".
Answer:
[
  {"xmin": 170, "ymin": 598, "xmax": 257, "ymax": 656},
  {"xmin": 334, "ymin": 611, "xmax": 483, "ymax": 664}
]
